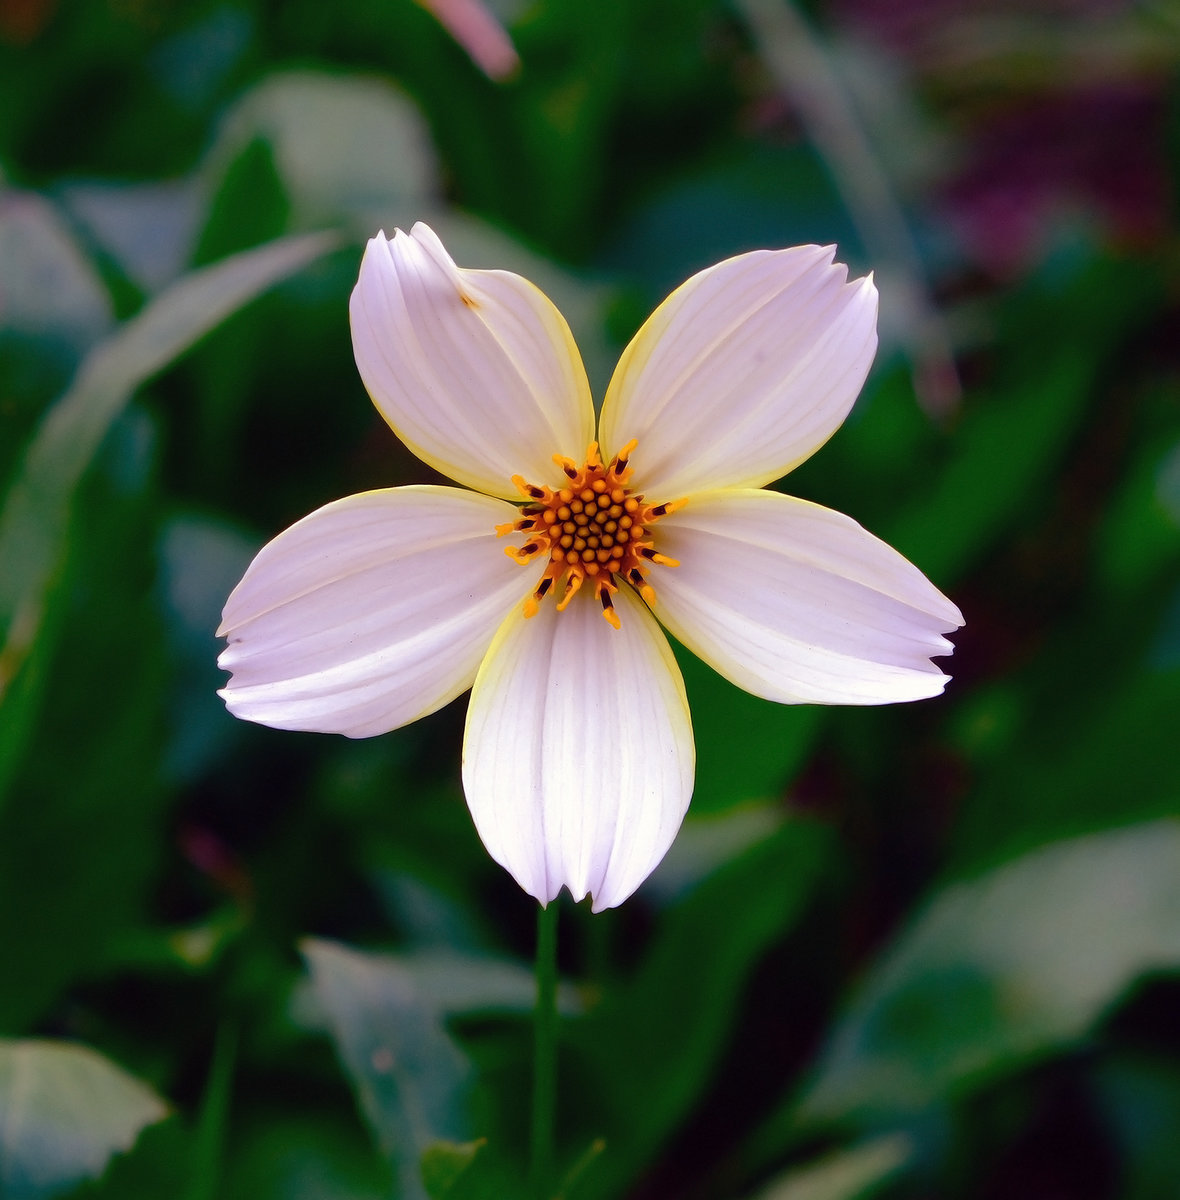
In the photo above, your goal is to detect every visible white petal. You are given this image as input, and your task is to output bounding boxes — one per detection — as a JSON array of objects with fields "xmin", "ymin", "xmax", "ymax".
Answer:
[
  {"xmin": 462, "ymin": 585, "xmax": 694, "ymax": 911},
  {"xmin": 349, "ymin": 224, "xmax": 595, "ymax": 499},
  {"xmin": 598, "ymin": 246, "xmax": 878, "ymax": 498},
  {"xmin": 652, "ymin": 490, "xmax": 963, "ymax": 705},
  {"xmin": 218, "ymin": 486, "xmax": 528, "ymax": 737}
]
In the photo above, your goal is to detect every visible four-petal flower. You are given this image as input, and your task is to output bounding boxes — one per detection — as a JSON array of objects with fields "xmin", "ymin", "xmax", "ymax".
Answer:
[{"xmin": 218, "ymin": 223, "xmax": 962, "ymax": 910}]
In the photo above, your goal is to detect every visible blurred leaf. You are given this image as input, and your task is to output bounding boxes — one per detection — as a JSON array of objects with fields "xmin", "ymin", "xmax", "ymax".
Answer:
[
  {"xmin": 887, "ymin": 255, "xmax": 1164, "ymax": 583},
  {"xmin": 183, "ymin": 1022, "xmax": 237, "ymax": 1200},
  {"xmin": 148, "ymin": 7, "xmax": 253, "ymax": 113},
  {"xmin": 1152, "ymin": 582, "xmax": 1180, "ymax": 670},
  {"xmin": 0, "ymin": 230, "xmax": 338, "ymax": 800},
  {"xmin": 1093, "ymin": 1053, "xmax": 1180, "ymax": 1200},
  {"xmin": 0, "ymin": 414, "xmax": 174, "ymax": 1030},
  {"xmin": 69, "ymin": 1118, "xmax": 191, "ymax": 1200},
  {"xmin": 1095, "ymin": 430, "xmax": 1180, "ymax": 597},
  {"xmin": 192, "ymin": 136, "xmax": 290, "ymax": 265},
  {"xmin": 156, "ymin": 512, "xmax": 257, "ymax": 786},
  {"xmin": 420, "ymin": 1139, "xmax": 485, "ymax": 1199},
  {"xmin": 59, "ymin": 178, "xmax": 203, "ymax": 294},
  {"xmin": 295, "ymin": 948, "xmax": 579, "ymax": 1024},
  {"xmin": 603, "ymin": 145, "xmax": 854, "ymax": 305},
  {"xmin": 949, "ymin": 659, "xmax": 1180, "ymax": 869},
  {"xmin": 646, "ymin": 802, "xmax": 788, "ymax": 901},
  {"xmin": 204, "ymin": 70, "xmax": 437, "ymax": 230},
  {"xmin": 555, "ymin": 1136, "xmax": 606, "ymax": 1200},
  {"xmin": 675, "ymin": 645, "xmax": 822, "ymax": 815},
  {"xmin": 302, "ymin": 938, "xmax": 473, "ymax": 1200},
  {"xmin": 794, "ymin": 821, "xmax": 1180, "ymax": 1127},
  {"xmin": 0, "ymin": 188, "xmax": 112, "ymax": 348},
  {"xmin": 574, "ymin": 819, "xmax": 833, "ymax": 1198},
  {"xmin": 0, "ymin": 189, "xmax": 113, "ymax": 441},
  {"xmin": 396, "ymin": 950, "xmax": 578, "ymax": 1018},
  {"xmin": 220, "ymin": 1110, "xmax": 386, "ymax": 1200},
  {"xmin": 0, "ymin": 1039, "xmax": 168, "ymax": 1200},
  {"xmin": 751, "ymin": 1135, "xmax": 912, "ymax": 1200}
]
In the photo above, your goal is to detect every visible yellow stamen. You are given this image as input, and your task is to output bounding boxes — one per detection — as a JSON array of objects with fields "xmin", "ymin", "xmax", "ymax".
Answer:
[{"xmin": 502, "ymin": 440, "xmax": 685, "ymax": 628}]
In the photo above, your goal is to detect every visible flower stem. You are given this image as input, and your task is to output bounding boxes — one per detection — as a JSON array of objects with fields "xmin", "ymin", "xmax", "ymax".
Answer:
[{"xmin": 531, "ymin": 899, "xmax": 559, "ymax": 1200}]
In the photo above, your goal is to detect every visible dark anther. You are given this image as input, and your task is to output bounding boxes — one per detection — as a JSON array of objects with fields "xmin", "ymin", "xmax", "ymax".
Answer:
[
  {"xmin": 535, "ymin": 577, "xmax": 553, "ymax": 599},
  {"xmin": 600, "ymin": 591, "xmax": 614, "ymax": 612},
  {"xmin": 563, "ymin": 463, "xmax": 578, "ymax": 478},
  {"xmin": 629, "ymin": 568, "xmax": 643, "ymax": 585},
  {"xmin": 651, "ymin": 503, "xmax": 669, "ymax": 517}
]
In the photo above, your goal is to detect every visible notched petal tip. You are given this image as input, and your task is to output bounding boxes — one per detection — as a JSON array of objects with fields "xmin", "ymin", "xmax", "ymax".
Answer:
[
  {"xmin": 600, "ymin": 240, "xmax": 881, "ymax": 498},
  {"xmin": 349, "ymin": 221, "xmax": 594, "ymax": 498},
  {"xmin": 653, "ymin": 491, "xmax": 965, "ymax": 707},
  {"xmin": 406, "ymin": 220, "xmax": 450, "ymax": 260},
  {"xmin": 214, "ymin": 487, "xmax": 527, "ymax": 739}
]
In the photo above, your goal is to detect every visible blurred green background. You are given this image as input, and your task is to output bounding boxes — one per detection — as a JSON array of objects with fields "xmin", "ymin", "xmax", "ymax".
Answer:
[{"xmin": 2, "ymin": 0, "xmax": 1180, "ymax": 1197}]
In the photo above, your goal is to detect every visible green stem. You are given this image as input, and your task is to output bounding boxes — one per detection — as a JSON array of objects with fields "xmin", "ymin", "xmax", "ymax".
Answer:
[{"xmin": 531, "ymin": 899, "xmax": 559, "ymax": 1200}]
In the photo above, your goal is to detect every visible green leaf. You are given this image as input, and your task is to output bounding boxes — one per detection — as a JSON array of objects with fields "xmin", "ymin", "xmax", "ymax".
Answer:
[
  {"xmin": 554, "ymin": 1137, "xmax": 606, "ymax": 1200},
  {"xmin": 884, "ymin": 254, "xmax": 1163, "ymax": 584},
  {"xmin": 752, "ymin": 1136, "xmax": 911, "ymax": 1200},
  {"xmin": 947, "ymin": 659, "xmax": 1180, "ymax": 872},
  {"xmin": 219, "ymin": 1111, "xmax": 386, "ymax": 1200},
  {"xmin": 301, "ymin": 938, "xmax": 472, "ymax": 1200},
  {"xmin": 389, "ymin": 950, "xmax": 580, "ymax": 1019},
  {"xmin": 643, "ymin": 802, "xmax": 788, "ymax": 902},
  {"xmin": 1094, "ymin": 1054, "xmax": 1180, "ymax": 1200},
  {"xmin": 192, "ymin": 136, "xmax": 290, "ymax": 265},
  {"xmin": 183, "ymin": 1022, "xmax": 237, "ymax": 1200},
  {"xmin": 0, "ymin": 188, "xmax": 113, "ymax": 349},
  {"xmin": 58, "ymin": 177, "xmax": 203, "ymax": 296},
  {"xmin": 0, "ymin": 230, "xmax": 337, "ymax": 797},
  {"xmin": 0, "ymin": 1039, "xmax": 168, "ymax": 1200},
  {"xmin": 0, "ymin": 421, "xmax": 174, "ymax": 1030},
  {"xmin": 675, "ymin": 645, "xmax": 822, "ymax": 815},
  {"xmin": 420, "ymin": 1139, "xmax": 485, "ymax": 1199},
  {"xmin": 204, "ymin": 70, "xmax": 437, "ymax": 229},
  {"xmin": 575, "ymin": 819, "xmax": 833, "ymax": 1198},
  {"xmin": 795, "ymin": 820, "xmax": 1180, "ymax": 1127}
]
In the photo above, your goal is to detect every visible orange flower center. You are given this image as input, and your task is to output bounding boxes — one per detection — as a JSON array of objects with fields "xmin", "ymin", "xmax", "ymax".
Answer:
[{"xmin": 496, "ymin": 440, "xmax": 685, "ymax": 628}]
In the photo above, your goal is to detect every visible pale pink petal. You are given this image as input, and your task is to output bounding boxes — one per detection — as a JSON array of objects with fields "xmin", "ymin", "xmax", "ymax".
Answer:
[
  {"xmin": 414, "ymin": 0, "xmax": 520, "ymax": 80},
  {"xmin": 218, "ymin": 486, "xmax": 525, "ymax": 737},
  {"xmin": 598, "ymin": 246, "xmax": 878, "ymax": 498},
  {"xmin": 349, "ymin": 223, "xmax": 595, "ymax": 499},
  {"xmin": 462, "ymin": 586, "xmax": 694, "ymax": 911},
  {"xmin": 651, "ymin": 489, "xmax": 962, "ymax": 704}
]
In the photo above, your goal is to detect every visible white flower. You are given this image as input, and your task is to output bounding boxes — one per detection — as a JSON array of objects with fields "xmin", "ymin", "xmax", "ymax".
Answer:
[{"xmin": 218, "ymin": 223, "xmax": 963, "ymax": 911}]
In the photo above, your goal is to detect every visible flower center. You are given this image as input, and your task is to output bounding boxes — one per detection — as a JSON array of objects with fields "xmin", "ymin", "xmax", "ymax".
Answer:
[{"xmin": 496, "ymin": 440, "xmax": 685, "ymax": 628}]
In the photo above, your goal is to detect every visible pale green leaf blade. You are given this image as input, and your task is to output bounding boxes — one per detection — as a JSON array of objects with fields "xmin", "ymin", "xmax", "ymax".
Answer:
[
  {"xmin": 0, "ymin": 1039, "xmax": 169, "ymax": 1200},
  {"xmin": 753, "ymin": 1136, "xmax": 911, "ymax": 1200},
  {"xmin": 0, "ymin": 230, "xmax": 338, "ymax": 707},
  {"xmin": 797, "ymin": 820, "xmax": 1180, "ymax": 1126},
  {"xmin": 420, "ymin": 1139, "xmax": 485, "ymax": 1200},
  {"xmin": 301, "ymin": 938, "xmax": 472, "ymax": 1200},
  {"xmin": 204, "ymin": 70, "xmax": 437, "ymax": 227},
  {"xmin": 0, "ymin": 189, "xmax": 113, "ymax": 349}
]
